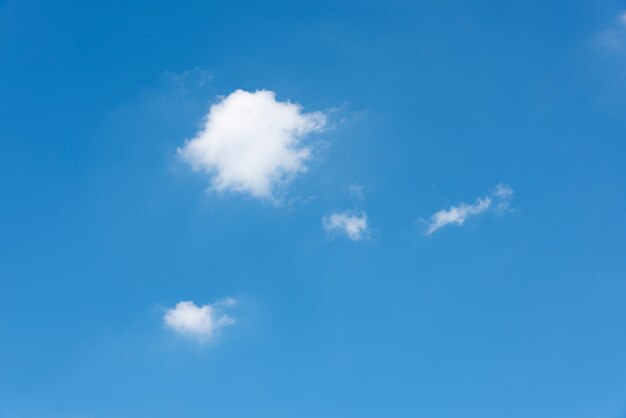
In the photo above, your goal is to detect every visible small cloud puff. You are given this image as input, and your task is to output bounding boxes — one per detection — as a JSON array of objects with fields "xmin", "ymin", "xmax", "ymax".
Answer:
[
  {"xmin": 164, "ymin": 298, "xmax": 236, "ymax": 343},
  {"xmin": 424, "ymin": 183, "xmax": 514, "ymax": 235},
  {"xmin": 323, "ymin": 210, "xmax": 369, "ymax": 240},
  {"xmin": 178, "ymin": 89, "xmax": 326, "ymax": 201}
]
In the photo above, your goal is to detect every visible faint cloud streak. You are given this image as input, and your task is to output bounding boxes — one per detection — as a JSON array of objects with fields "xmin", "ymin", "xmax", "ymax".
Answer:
[
  {"xmin": 323, "ymin": 210, "xmax": 369, "ymax": 240},
  {"xmin": 423, "ymin": 183, "xmax": 514, "ymax": 235}
]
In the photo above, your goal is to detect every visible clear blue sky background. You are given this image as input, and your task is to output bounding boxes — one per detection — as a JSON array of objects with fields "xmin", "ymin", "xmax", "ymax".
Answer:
[{"xmin": 1, "ymin": 0, "xmax": 626, "ymax": 417}]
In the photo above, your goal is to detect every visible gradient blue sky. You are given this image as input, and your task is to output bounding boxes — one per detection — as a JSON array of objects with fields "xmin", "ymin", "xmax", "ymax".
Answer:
[{"xmin": 2, "ymin": 1, "xmax": 626, "ymax": 417}]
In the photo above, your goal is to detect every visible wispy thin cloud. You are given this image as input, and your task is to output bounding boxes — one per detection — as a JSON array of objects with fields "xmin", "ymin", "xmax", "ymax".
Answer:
[
  {"xmin": 594, "ymin": 11, "xmax": 626, "ymax": 51},
  {"xmin": 423, "ymin": 183, "xmax": 514, "ymax": 235},
  {"xmin": 323, "ymin": 210, "xmax": 369, "ymax": 240},
  {"xmin": 491, "ymin": 183, "xmax": 514, "ymax": 211},
  {"xmin": 165, "ymin": 68, "xmax": 213, "ymax": 89},
  {"xmin": 345, "ymin": 184, "xmax": 365, "ymax": 200}
]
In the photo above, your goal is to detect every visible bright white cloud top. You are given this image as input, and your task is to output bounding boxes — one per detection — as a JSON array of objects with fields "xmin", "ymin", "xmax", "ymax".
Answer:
[
  {"xmin": 164, "ymin": 299, "xmax": 236, "ymax": 342},
  {"xmin": 425, "ymin": 183, "xmax": 514, "ymax": 235},
  {"xmin": 178, "ymin": 89, "xmax": 326, "ymax": 200},
  {"xmin": 323, "ymin": 210, "xmax": 369, "ymax": 240}
]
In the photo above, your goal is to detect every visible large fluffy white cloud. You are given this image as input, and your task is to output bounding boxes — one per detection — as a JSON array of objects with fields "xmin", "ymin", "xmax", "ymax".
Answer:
[
  {"xmin": 424, "ymin": 183, "xmax": 513, "ymax": 235},
  {"xmin": 323, "ymin": 210, "xmax": 369, "ymax": 240},
  {"xmin": 164, "ymin": 299, "xmax": 236, "ymax": 342},
  {"xmin": 178, "ymin": 89, "xmax": 326, "ymax": 200}
]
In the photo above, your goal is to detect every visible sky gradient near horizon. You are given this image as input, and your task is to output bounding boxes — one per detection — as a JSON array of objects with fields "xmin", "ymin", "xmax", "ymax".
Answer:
[{"xmin": 2, "ymin": 1, "xmax": 626, "ymax": 417}]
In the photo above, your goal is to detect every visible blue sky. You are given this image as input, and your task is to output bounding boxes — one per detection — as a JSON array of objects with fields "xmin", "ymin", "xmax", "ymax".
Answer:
[{"xmin": 1, "ymin": 0, "xmax": 626, "ymax": 417}]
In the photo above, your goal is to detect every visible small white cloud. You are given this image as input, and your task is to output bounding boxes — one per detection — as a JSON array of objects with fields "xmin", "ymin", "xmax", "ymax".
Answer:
[
  {"xmin": 424, "ymin": 184, "xmax": 514, "ymax": 235},
  {"xmin": 178, "ymin": 89, "xmax": 326, "ymax": 201},
  {"xmin": 323, "ymin": 210, "xmax": 369, "ymax": 240},
  {"xmin": 164, "ymin": 299, "xmax": 236, "ymax": 343}
]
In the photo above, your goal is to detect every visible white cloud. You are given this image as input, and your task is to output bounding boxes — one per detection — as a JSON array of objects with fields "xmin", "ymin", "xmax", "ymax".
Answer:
[
  {"xmin": 164, "ymin": 299, "xmax": 236, "ymax": 342},
  {"xmin": 178, "ymin": 89, "xmax": 326, "ymax": 201},
  {"xmin": 424, "ymin": 183, "xmax": 513, "ymax": 235},
  {"xmin": 426, "ymin": 198, "xmax": 492, "ymax": 235},
  {"xmin": 323, "ymin": 210, "xmax": 369, "ymax": 240}
]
